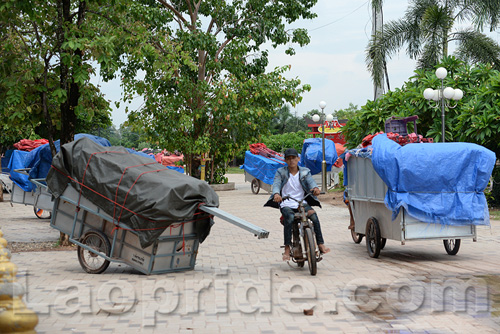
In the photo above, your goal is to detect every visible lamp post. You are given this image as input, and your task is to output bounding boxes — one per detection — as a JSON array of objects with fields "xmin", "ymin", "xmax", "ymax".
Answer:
[
  {"xmin": 312, "ymin": 101, "xmax": 333, "ymax": 193},
  {"xmin": 423, "ymin": 67, "xmax": 463, "ymax": 142}
]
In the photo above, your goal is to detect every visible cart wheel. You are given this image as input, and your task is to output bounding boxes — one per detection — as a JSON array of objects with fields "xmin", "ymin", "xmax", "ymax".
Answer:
[
  {"xmin": 34, "ymin": 207, "xmax": 51, "ymax": 219},
  {"xmin": 351, "ymin": 229, "xmax": 364, "ymax": 243},
  {"xmin": 380, "ymin": 238, "xmax": 387, "ymax": 250},
  {"xmin": 251, "ymin": 179, "xmax": 260, "ymax": 194},
  {"xmin": 77, "ymin": 230, "xmax": 111, "ymax": 274},
  {"xmin": 365, "ymin": 217, "xmax": 382, "ymax": 258},
  {"xmin": 443, "ymin": 239, "xmax": 461, "ymax": 255}
]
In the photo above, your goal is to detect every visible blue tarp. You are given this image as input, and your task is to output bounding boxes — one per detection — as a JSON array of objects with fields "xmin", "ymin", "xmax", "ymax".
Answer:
[
  {"xmin": 299, "ymin": 138, "xmax": 338, "ymax": 175},
  {"xmin": 125, "ymin": 148, "xmax": 155, "ymax": 160},
  {"xmin": 7, "ymin": 150, "xmax": 31, "ymax": 191},
  {"xmin": 9, "ymin": 134, "xmax": 112, "ymax": 192},
  {"xmin": 166, "ymin": 166, "xmax": 185, "ymax": 173},
  {"xmin": 240, "ymin": 151, "xmax": 286, "ymax": 185},
  {"xmin": 1, "ymin": 149, "xmax": 14, "ymax": 173},
  {"xmin": 371, "ymin": 134, "xmax": 496, "ymax": 226}
]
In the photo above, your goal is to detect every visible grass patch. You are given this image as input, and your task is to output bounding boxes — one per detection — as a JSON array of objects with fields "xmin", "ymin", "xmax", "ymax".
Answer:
[
  {"xmin": 226, "ymin": 166, "xmax": 244, "ymax": 174},
  {"xmin": 328, "ymin": 187, "xmax": 344, "ymax": 193},
  {"xmin": 490, "ymin": 208, "xmax": 500, "ymax": 220}
]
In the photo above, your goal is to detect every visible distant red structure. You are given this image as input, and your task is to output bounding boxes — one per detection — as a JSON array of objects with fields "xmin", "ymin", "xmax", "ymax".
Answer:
[{"xmin": 307, "ymin": 119, "xmax": 347, "ymax": 145}]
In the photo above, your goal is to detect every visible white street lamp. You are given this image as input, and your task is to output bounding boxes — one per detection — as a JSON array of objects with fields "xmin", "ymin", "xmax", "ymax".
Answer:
[
  {"xmin": 423, "ymin": 67, "xmax": 463, "ymax": 142},
  {"xmin": 313, "ymin": 101, "xmax": 333, "ymax": 193}
]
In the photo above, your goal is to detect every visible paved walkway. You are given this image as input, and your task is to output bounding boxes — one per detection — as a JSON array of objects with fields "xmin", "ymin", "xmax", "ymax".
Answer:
[{"xmin": 1, "ymin": 174, "xmax": 500, "ymax": 333}]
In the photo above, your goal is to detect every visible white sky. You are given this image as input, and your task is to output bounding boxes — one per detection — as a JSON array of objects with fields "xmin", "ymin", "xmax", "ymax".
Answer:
[{"xmin": 97, "ymin": 0, "xmax": 499, "ymax": 127}]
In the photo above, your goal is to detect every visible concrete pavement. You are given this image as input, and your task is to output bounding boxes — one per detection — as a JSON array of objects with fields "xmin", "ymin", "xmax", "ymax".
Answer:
[{"xmin": 1, "ymin": 173, "xmax": 500, "ymax": 333}]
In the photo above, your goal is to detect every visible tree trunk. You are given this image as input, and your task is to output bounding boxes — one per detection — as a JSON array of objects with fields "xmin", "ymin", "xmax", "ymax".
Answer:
[
  {"xmin": 372, "ymin": 3, "xmax": 385, "ymax": 100},
  {"xmin": 42, "ymin": 58, "xmax": 57, "ymax": 157},
  {"xmin": 60, "ymin": 0, "xmax": 86, "ymax": 146},
  {"xmin": 58, "ymin": 0, "xmax": 86, "ymax": 246}
]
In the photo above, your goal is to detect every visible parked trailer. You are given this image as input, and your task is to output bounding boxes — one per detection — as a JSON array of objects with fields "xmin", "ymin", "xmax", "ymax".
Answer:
[
  {"xmin": 10, "ymin": 169, "xmax": 53, "ymax": 219},
  {"xmin": 50, "ymin": 183, "xmax": 269, "ymax": 275},
  {"xmin": 244, "ymin": 170, "xmax": 272, "ymax": 194},
  {"xmin": 345, "ymin": 154, "xmax": 477, "ymax": 258}
]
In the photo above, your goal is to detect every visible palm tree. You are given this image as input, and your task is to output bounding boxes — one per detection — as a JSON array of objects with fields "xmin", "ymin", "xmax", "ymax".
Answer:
[
  {"xmin": 270, "ymin": 105, "xmax": 293, "ymax": 134},
  {"xmin": 371, "ymin": 0, "xmax": 388, "ymax": 100},
  {"xmin": 366, "ymin": 0, "xmax": 500, "ymax": 89}
]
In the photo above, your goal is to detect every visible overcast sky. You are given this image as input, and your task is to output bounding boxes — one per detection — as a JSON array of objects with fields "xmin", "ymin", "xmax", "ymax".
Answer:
[{"xmin": 97, "ymin": 0, "xmax": 498, "ymax": 127}]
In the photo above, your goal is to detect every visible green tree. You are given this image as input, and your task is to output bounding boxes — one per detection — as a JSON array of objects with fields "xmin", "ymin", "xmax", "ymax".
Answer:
[
  {"xmin": 303, "ymin": 103, "xmax": 360, "ymax": 121},
  {"xmin": 270, "ymin": 105, "xmax": 307, "ymax": 135},
  {"xmin": 262, "ymin": 131, "xmax": 311, "ymax": 154},
  {"xmin": 344, "ymin": 57, "xmax": 500, "ymax": 157},
  {"xmin": 370, "ymin": 0, "xmax": 389, "ymax": 99},
  {"xmin": 0, "ymin": 0, "xmax": 143, "ymax": 154},
  {"xmin": 367, "ymin": 0, "xmax": 500, "ymax": 89},
  {"xmin": 334, "ymin": 103, "xmax": 360, "ymax": 120},
  {"xmin": 118, "ymin": 125, "xmax": 147, "ymax": 149},
  {"xmin": 121, "ymin": 0, "xmax": 316, "ymax": 182}
]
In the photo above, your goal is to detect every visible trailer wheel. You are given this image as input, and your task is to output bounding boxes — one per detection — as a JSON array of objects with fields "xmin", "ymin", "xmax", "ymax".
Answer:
[
  {"xmin": 351, "ymin": 229, "xmax": 364, "ymax": 243},
  {"xmin": 34, "ymin": 207, "xmax": 51, "ymax": 219},
  {"xmin": 443, "ymin": 239, "xmax": 461, "ymax": 255},
  {"xmin": 251, "ymin": 178, "xmax": 260, "ymax": 194},
  {"xmin": 77, "ymin": 230, "xmax": 111, "ymax": 274},
  {"xmin": 365, "ymin": 217, "xmax": 382, "ymax": 258}
]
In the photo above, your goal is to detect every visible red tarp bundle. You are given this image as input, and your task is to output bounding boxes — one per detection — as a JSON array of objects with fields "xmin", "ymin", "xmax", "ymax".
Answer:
[
  {"xmin": 361, "ymin": 132, "xmax": 433, "ymax": 148},
  {"xmin": 249, "ymin": 143, "xmax": 284, "ymax": 161},
  {"xmin": 154, "ymin": 151, "xmax": 184, "ymax": 167},
  {"xmin": 13, "ymin": 139, "xmax": 49, "ymax": 151}
]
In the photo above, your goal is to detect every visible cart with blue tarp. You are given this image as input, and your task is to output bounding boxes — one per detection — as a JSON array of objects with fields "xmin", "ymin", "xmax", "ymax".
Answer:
[
  {"xmin": 299, "ymin": 138, "xmax": 338, "ymax": 175},
  {"xmin": 344, "ymin": 134, "xmax": 495, "ymax": 258},
  {"xmin": 7, "ymin": 134, "xmax": 112, "ymax": 218},
  {"xmin": 240, "ymin": 150, "xmax": 286, "ymax": 194}
]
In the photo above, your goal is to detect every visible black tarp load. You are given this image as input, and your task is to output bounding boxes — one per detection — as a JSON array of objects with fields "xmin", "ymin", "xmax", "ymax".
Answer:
[{"xmin": 46, "ymin": 137, "xmax": 219, "ymax": 248}]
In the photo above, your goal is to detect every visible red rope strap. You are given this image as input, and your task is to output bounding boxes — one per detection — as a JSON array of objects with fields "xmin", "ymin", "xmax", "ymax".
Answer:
[
  {"xmin": 78, "ymin": 150, "xmax": 129, "ymax": 209},
  {"xmin": 113, "ymin": 162, "xmax": 158, "ymax": 221},
  {"xmin": 116, "ymin": 168, "xmax": 170, "ymax": 223}
]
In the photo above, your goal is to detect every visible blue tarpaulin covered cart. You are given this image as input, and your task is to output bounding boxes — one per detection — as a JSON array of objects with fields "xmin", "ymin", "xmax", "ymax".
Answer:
[
  {"xmin": 7, "ymin": 134, "xmax": 112, "ymax": 218},
  {"xmin": 240, "ymin": 150, "xmax": 286, "ymax": 194},
  {"xmin": 344, "ymin": 134, "xmax": 495, "ymax": 258}
]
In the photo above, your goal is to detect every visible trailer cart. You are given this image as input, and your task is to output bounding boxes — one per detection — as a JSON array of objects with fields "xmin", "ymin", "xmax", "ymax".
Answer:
[
  {"xmin": 51, "ymin": 183, "xmax": 269, "ymax": 275},
  {"xmin": 344, "ymin": 134, "xmax": 494, "ymax": 258}
]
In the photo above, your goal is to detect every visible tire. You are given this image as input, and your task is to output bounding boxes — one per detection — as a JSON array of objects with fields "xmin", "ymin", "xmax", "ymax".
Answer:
[
  {"xmin": 77, "ymin": 230, "xmax": 111, "ymax": 274},
  {"xmin": 251, "ymin": 178, "xmax": 260, "ymax": 194},
  {"xmin": 304, "ymin": 227, "xmax": 317, "ymax": 275},
  {"xmin": 443, "ymin": 239, "xmax": 461, "ymax": 255},
  {"xmin": 365, "ymin": 217, "xmax": 382, "ymax": 258},
  {"xmin": 351, "ymin": 229, "xmax": 364, "ymax": 243},
  {"xmin": 34, "ymin": 207, "xmax": 51, "ymax": 219},
  {"xmin": 380, "ymin": 238, "xmax": 387, "ymax": 250}
]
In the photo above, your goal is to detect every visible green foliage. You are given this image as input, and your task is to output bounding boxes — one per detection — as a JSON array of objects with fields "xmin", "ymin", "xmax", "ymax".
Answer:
[
  {"xmin": 344, "ymin": 57, "xmax": 500, "ymax": 158},
  {"xmin": 118, "ymin": 126, "xmax": 148, "ymax": 149},
  {"xmin": 119, "ymin": 0, "xmax": 317, "ymax": 183},
  {"xmin": 88, "ymin": 125, "xmax": 121, "ymax": 146},
  {"xmin": 0, "ymin": 0, "xmax": 128, "ymax": 149},
  {"xmin": 488, "ymin": 166, "xmax": 500, "ymax": 207},
  {"xmin": 367, "ymin": 0, "xmax": 500, "ymax": 88},
  {"xmin": 334, "ymin": 103, "xmax": 360, "ymax": 120},
  {"xmin": 270, "ymin": 104, "xmax": 308, "ymax": 134},
  {"xmin": 261, "ymin": 131, "xmax": 312, "ymax": 154},
  {"xmin": 303, "ymin": 103, "xmax": 360, "ymax": 122}
]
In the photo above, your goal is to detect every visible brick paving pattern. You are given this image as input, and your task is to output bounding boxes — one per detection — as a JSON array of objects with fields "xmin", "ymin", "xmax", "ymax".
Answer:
[{"xmin": 1, "ymin": 174, "xmax": 499, "ymax": 333}]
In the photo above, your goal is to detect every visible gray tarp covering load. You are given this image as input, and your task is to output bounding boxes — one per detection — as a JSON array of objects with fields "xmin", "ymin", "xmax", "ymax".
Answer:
[{"xmin": 46, "ymin": 137, "xmax": 219, "ymax": 248}]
